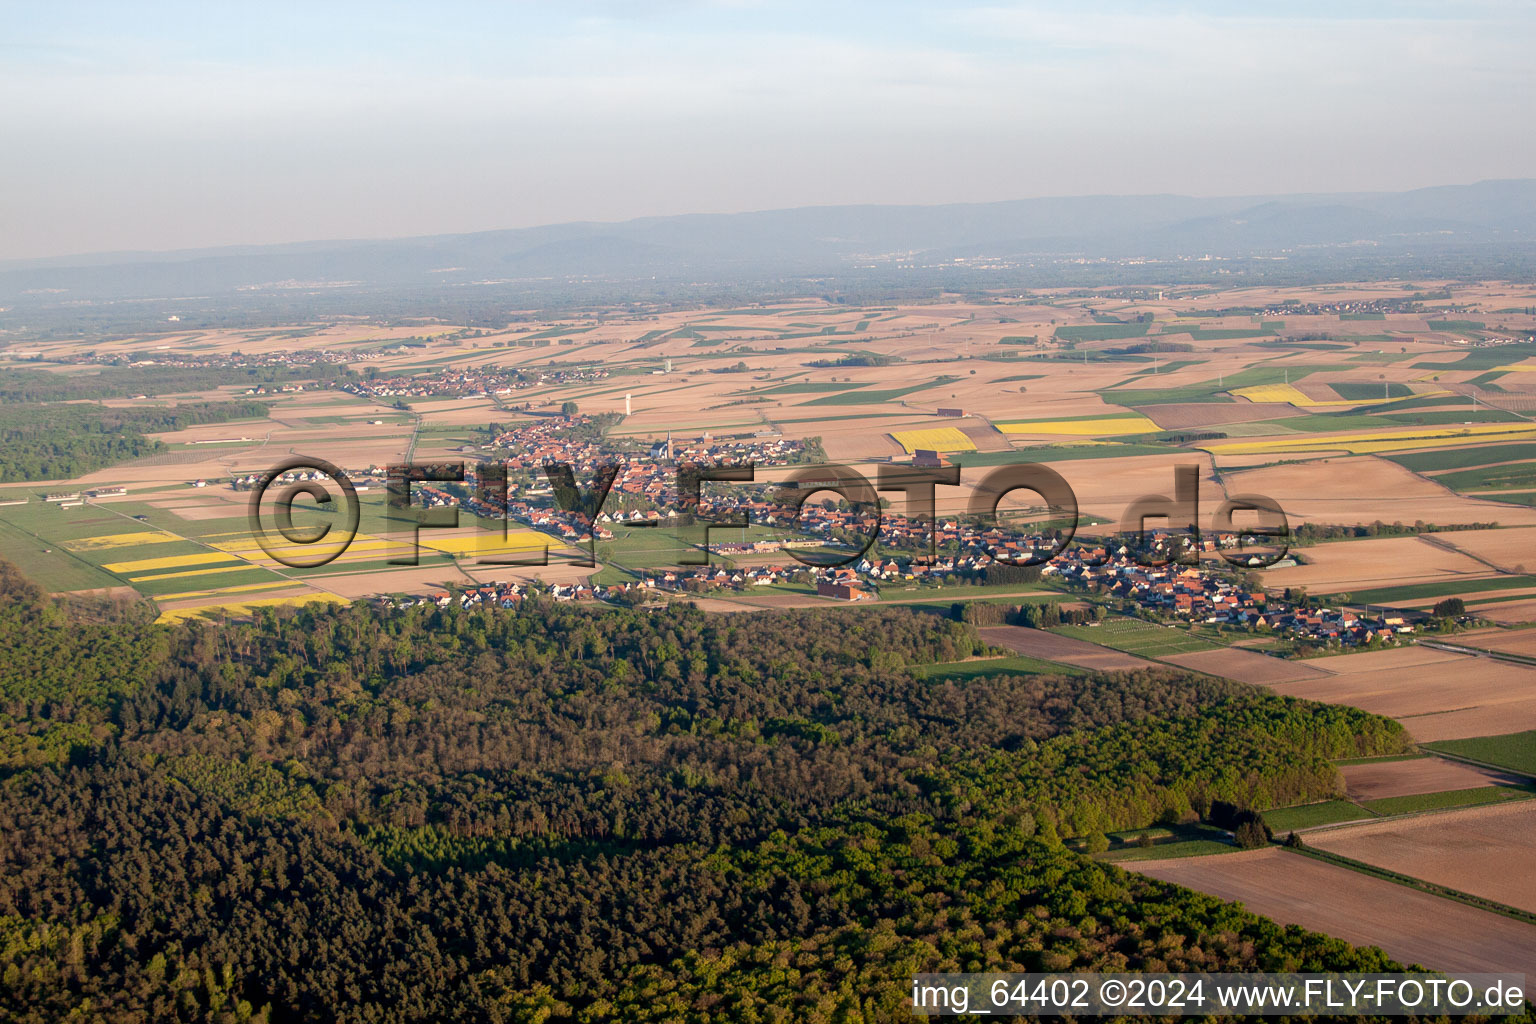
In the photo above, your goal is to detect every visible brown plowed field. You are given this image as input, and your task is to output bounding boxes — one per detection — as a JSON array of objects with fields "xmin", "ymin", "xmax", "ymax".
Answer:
[
  {"xmin": 1268, "ymin": 646, "xmax": 1536, "ymax": 741},
  {"xmin": 1340, "ymin": 757, "xmax": 1520, "ymax": 800},
  {"xmin": 1127, "ymin": 848, "xmax": 1536, "ymax": 976},
  {"xmin": 1162, "ymin": 647, "xmax": 1331, "ymax": 684},
  {"xmin": 1306, "ymin": 800, "xmax": 1536, "ymax": 915}
]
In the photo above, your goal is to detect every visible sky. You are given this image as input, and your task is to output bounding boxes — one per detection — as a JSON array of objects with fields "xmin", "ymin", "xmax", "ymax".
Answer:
[{"xmin": 2, "ymin": 0, "xmax": 1533, "ymax": 260}]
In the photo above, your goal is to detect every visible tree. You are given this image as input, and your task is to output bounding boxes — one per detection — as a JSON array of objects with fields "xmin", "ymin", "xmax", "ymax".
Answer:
[
  {"xmin": 1234, "ymin": 820, "xmax": 1270, "ymax": 850},
  {"xmin": 1432, "ymin": 597, "xmax": 1466, "ymax": 618},
  {"xmin": 560, "ymin": 401, "xmax": 579, "ymax": 417}
]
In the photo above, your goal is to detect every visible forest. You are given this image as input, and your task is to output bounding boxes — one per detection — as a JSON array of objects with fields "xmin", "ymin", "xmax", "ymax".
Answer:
[
  {"xmin": 0, "ymin": 400, "xmax": 270, "ymax": 483},
  {"xmin": 0, "ymin": 561, "xmax": 1463, "ymax": 1023}
]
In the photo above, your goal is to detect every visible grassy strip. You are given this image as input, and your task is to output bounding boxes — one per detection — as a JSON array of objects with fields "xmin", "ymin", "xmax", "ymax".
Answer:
[
  {"xmin": 1359, "ymin": 785, "xmax": 1532, "ymax": 817},
  {"xmin": 914, "ymin": 654, "xmax": 1087, "ymax": 680},
  {"xmin": 1262, "ymin": 800, "xmax": 1372, "ymax": 832}
]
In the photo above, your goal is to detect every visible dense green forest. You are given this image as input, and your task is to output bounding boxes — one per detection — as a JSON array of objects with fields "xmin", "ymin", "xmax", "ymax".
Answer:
[
  {"xmin": 0, "ymin": 561, "xmax": 1450, "ymax": 1022},
  {"xmin": 0, "ymin": 400, "xmax": 270, "ymax": 482}
]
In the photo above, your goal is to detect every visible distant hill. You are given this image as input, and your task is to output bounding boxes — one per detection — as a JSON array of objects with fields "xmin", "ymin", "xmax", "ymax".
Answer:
[{"xmin": 3, "ymin": 180, "xmax": 1535, "ymax": 327}]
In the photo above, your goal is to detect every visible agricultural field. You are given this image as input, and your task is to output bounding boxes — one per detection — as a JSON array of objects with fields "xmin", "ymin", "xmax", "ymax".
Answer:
[
  {"xmin": 1426, "ymin": 730, "xmax": 1536, "ymax": 775},
  {"xmin": 1160, "ymin": 647, "xmax": 1331, "ymax": 685},
  {"xmin": 1339, "ymin": 756, "xmax": 1522, "ymax": 801},
  {"xmin": 1267, "ymin": 645, "xmax": 1536, "ymax": 741},
  {"xmin": 1050, "ymin": 616, "xmax": 1224, "ymax": 657},
  {"xmin": 995, "ymin": 413, "xmax": 1159, "ymax": 436},
  {"xmin": 4, "ymin": 281, "xmax": 1536, "ymax": 626},
  {"xmin": 974, "ymin": 624, "xmax": 1154, "ymax": 672},
  {"xmin": 914, "ymin": 653, "xmax": 1087, "ymax": 680},
  {"xmin": 1127, "ymin": 848, "xmax": 1536, "ymax": 977},
  {"xmin": 1305, "ymin": 800, "xmax": 1536, "ymax": 915},
  {"xmin": 889, "ymin": 426, "xmax": 977, "ymax": 453}
]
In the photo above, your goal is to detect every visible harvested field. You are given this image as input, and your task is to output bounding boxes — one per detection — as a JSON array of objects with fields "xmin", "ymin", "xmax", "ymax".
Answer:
[
  {"xmin": 1161, "ymin": 647, "xmax": 1331, "ymax": 685},
  {"xmin": 976, "ymin": 625, "xmax": 1153, "ymax": 672},
  {"xmin": 1127, "ymin": 848, "xmax": 1536, "ymax": 976},
  {"xmin": 1306, "ymin": 800, "xmax": 1536, "ymax": 915},
  {"xmin": 1263, "ymin": 535, "xmax": 1493, "ymax": 593},
  {"xmin": 162, "ymin": 502, "xmax": 249, "ymax": 522},
  {"xmin": 1223, "ymin": 457, "xmax": 1536, "ymax": 528},
  {"xmin": 306, "ymin": 564, "xmax": 477, "ymax": 598},
  {"xmin": 1458, "ymin": 628, "xmax": 1536, "ymax": 657},
  {"xmin": 1270, "ymin": 646, "xmax": 1536, "ymax": 741},
  {"xmin": 1479, "ymin": 600, "xmax": 1536, "ymax": 626},
  {"xmin": 1426, "ymin": 527, "xmax": 1536, "ymax": 574},
  {"xmin": 1340, "ymin": 757, "xmax": 1520, "ymax": 800},
  {"xmin": 1141, "ymin": 403, "xmax": 1302, "ymax": 429}
]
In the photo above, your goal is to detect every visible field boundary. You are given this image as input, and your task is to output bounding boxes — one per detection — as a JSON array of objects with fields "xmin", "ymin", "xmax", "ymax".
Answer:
[{"xmin": 1284, "ymin": 846, "xmax": 1536, "ymax": 928}]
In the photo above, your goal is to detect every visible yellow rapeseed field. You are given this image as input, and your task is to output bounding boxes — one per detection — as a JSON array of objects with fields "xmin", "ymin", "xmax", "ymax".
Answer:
[
  {"xmin": 156, "ymin": 592, "xmax": 348, "ymax": 624},
  {"xmin": 1201, "ymin": 422, "xmax": 1536, "ymax": 456},
  {"xmin": 128, "ymin": 565, "xmax": 264, "ymax": 583},
  {"xmin": 1231, "ymin": 384, "xmax": 1451, "ymax": 408},
  {"xmin": 65, "ymin": 531, "xmax": 184, "ymax": 552},
  {"xmin": 996, "ymin": 415, "xmax": 1158, "ymax": 436},
  {"xmin": 889, "ymin": 427, "xmax": 978, "ymax": 454},
  {"xmin": 103, "ymin": 552, "xmax": 243, "ymax": 574},
  {"xmin": 151, "ymin": 581, "xmax": 297, "ymax": 602}
]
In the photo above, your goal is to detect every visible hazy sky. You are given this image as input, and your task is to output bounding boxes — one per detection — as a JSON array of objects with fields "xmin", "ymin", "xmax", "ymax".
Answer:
[{"xmin": 3, "ymin": 0, "xmax": 1533, "ymax": 260}]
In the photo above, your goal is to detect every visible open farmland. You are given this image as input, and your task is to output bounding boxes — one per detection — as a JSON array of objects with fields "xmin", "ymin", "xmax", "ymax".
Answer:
[
  {"xmin": 1339, "ymin": 756, "xmax": 1522, "ymax": 800},
  {"xmin": 1426, "ymin": 730, "xmax": 1536, "ymax": 775},
  {"xmin": 889, "ymin": 426, "xmax": 977, "ymax": 453},
  {"xmin": 975, "ymin": 625, "xmax": 1154, "ymax": 672},
  {"xmin": 1263, "ymin": 534, "xmax": 1496, "ymax": 594},
  {"xmin": 1160, "ymin": 647, "xmax": 1332, "ymax": 685},
  {"xmin": 5, "ymin": 282, "xmax": 1536, "ymax": 623},
  {"xmin": 1223, "ymin": 457, "xmax": 1536, "ymax": 529},
  {"xmin": 1267, "ymin": 646, "xmax": 1536, "ymax": 741},
  {"xmin": 1050, "ymin": 616, "xmax": 1223, "ymax": 657},
  {"xmin": 1305, "ymin": 800, "xmax": 1536, "ymax": 915},
  {"xmin": 1127, "ymin": 848, "xmax": 1536, "ymax": 977}
]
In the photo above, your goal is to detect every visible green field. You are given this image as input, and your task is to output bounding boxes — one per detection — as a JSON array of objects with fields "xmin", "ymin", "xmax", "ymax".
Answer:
[
  {"xmin": 1360, "ymin": 785, "xmax": 1531, "ymax": 817},
  {"xmin": 1330, "ymin": 381, "xmax": 1413, "ymax": 400},
  {"xmin": 1266, "ymin": 408, "xmax": 1523, "ymax": 435},
  {"xmin": 0, "ymin": 515, "xmax": 123, "ymax": 591},
  {"xmin": 1425, "ymin": 731, "xmax": 1536, "ymax": 775},
  {"xmin": 915, "ymin": 654, "xmax": 1086, "ymax": 680},
  {"xmin": 1262, "ymin": 800, "xmax": 1370, "ymax": 832},
  {"xmin": 1347, "ymin": 575, "xmax": 1536, "ymax": 606},
  {"xmin": 952, "ymin": 444, "xmax": 1173, "ymax": 467},
  {"xmin": 1413, "ymin": 342, "xmax": 1536, "ymax": 371},
  {"xmin": 1054, "ymin": 323, "xmax": 1151, "ymax": 342},
  {"xmin": 1096, "ymin": 824, "xmax": 1237, "ymax": 863},
  {"xmin": 1427, "ymin": 320, "xmax": 1487, "ymax": 333},
  {"xmin": 798, "ymin": 376, "xmax": 958, "ymax": 406},
  {"xmin": 1433, "ymin": 463, "xmax": 1536, "ymax": 491},
  {"xmin": 753, "ymin": 381, "xmax": 868, "ymax": 395},
  {"xmin": 1052, "ymin": 616, "xmax": 1224, "ymax": 657},
  {"xmin": 1387, "ymin": 442, "xmax": 1536, "ymax": 473}
]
